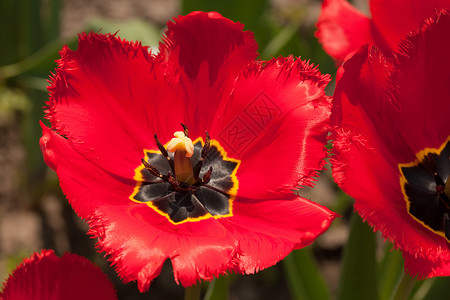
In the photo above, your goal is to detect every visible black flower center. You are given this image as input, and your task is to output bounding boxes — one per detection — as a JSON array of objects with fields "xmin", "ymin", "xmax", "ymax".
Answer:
[
  {"xmin": 129, "ymin": 126, "xmax": 240, "ymax": 224},
  {"xmin": 399, "ymin": 138, "xmax": 450, "ymax": 241}
]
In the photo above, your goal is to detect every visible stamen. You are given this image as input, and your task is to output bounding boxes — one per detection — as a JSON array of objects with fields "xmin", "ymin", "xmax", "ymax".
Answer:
[
  {"xmin": 202, "ymin": 166, "xmax": 212, "ymax": 184},
  {"xmin": 424, "ymin": 153, "xmax": 450, "ymax": 200},
  {"xmin": 201, "ymin": 131, "xmax": 210, "ymax": 158},
  {"xmin": 142, "ymin": 159, "xmax": 164, "ymax": 179},
  {"xmin": 193, "ymin": 131, "xmax": 211, "ymax": 179},
  {"xmin": 154, "ymin": 134, "xmax": 174, "ymax": 172},
  {"xmin": 181, "ymin": 123, "xmax": 189, "ymax": 138}
]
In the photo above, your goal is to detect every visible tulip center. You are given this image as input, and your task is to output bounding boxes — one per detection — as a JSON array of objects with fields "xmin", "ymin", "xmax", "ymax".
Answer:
[
  {"xmin": 399, "ymin": 137, "xmax": 450, "ymax": 241},
  {"xmin": 129, "ymin": 124, "xmax": 240, "ymax": 224}
]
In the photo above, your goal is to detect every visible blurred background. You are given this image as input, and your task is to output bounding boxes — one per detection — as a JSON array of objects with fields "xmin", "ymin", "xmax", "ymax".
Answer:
[{"xmin": 0, "ymin": 0, "xmax": 391, "ymax": 299}]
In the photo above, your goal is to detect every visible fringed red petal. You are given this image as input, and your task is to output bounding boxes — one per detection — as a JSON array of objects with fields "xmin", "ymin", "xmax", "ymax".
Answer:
[
  {"xmin": 332, "ymin": 45, "xmax": 416, "ymax": 164},
  {"xmin": 316, "ymin": 0, "xmax": 372, "ymax": 63},
  {"xmin": 210, "ymin": 57, "xmax": 331, "ymax": 199},
  {"xmin": 403, "ymin": 251, "xmax": 450, "ymax": 279},
  {"xmin": 370, "ymin": 0, "xmax": 450, "ymax": 53},
  {"xmin": 386, "ymin": 10, "xmax": 450, "ymax": 154},
  {"xmin": 160, "ymin": 11, "xmax": 259, "ymax": 136},
  {"xmin": 226, "ymin": 197, "xmax": 337, "ymax": 274},
  {"xmin": 45, "ymin": 32, "xmax": 183, "ymax": 180},
  {"xmin": 89, "ymin": 205, "xmax": 241, "ymax": 290},
  {"xmin": 0, "ymin": 250, "xmax": 116, "ymax": 300}
]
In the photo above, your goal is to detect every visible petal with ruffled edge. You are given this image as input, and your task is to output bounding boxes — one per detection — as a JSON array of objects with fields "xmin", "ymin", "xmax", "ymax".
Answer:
[
  {"xmin": 315, "ymin": 0, "xmax": 372, "ymax": 63},
  {"xmin": 370, "ymin": 0, "xmax": 450, "ymax": 53},
  {"xmin": 225, "ymin": 198, "xmax": 337, "ymax": 274},
  {"xmin": 332, "ymin": 10, "xmax": 450, "ymax": 277},
  {"xmin": 332, "ymin": 45, "xmax": 415, "ymax": 164},
  {"xmin": 209, "ymin": 57, "xmax": 331, "ymax": 199},
  {"xmin": 0, "ymin": 250, "xmax": 116, "ymax": 300},
  {"xmin": 45, "ymin": 32, "xmax": 183, "ymax": 180},
  {"xmin": 385, "ymin": 10, "xmax": 450, "ymax": 155},
  {"xmin": 159, "ymin": 11, "xmax": 258, "ymax": 137},
  {"xmin": 403, "ymin": 251, "xmax": 450, "ymax": 278}
]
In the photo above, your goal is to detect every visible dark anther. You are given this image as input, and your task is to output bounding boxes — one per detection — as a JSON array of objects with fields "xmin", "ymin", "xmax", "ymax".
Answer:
[
  {"xmin": 154, "ymin": 134, "xmax": 174, "ymax": 172},
  {"xmin": 181, "ymin": 123, "xmax": 189, "ymax": 138},
  {"xmin": 422, "ymin": 153, "xmax": 450, "ymax": 206},
  {"xmin": 202, "ymin": 166, "xmax": 212, "ymax": 184},
  {"xmin": 142, "ymin": 159, "xmax": 163, "ymax": 178},
  {"xmin": 423, "ymin": 154, "xmax": 446, "ymax": 191},
  {"xmin": 193, "ymin": 131, "xmax": 211, "ymax": 179},
  {"xmin": 424, "ymin": 154, "xmax": 444, "ymax": 183},
  {"xmin": 424, "ymin": 154, "xmax": 438, "ymax": 173},
  {"xmin": 201, "ymin": 131, "xmax": 210, "ymax": 158}
]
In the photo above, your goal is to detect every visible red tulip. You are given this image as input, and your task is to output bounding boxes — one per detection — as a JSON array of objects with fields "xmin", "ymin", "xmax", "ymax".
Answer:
[
  {"xmin": 40, "ymin": 11, "xmax": 337, "ymax": 291},
  {"xmin": 332, "ymin": 10, "xmax": 450, "ymax": 277}
]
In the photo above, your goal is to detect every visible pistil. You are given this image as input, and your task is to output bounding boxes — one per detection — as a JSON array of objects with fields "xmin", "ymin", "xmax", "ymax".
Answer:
[{"xmin": 167, "ymin": 131, "xmax": 196, "ymax": 185}]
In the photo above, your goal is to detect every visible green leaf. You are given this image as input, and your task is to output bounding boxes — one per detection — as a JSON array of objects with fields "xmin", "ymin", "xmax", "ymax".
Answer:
[
  {"xmin": 0, "ymin": 0, "xmax": 20, "ymax": 65},
  {"xmin": 337, "ymin": 213, "xmax": 378, "ymax": 300},
  {"xmin": 44, "ymin": 0, "xmax": 61, "ymax": 42},
  {"xmin": 390, "ymin": 273, "xmax": 417, "ymax": 300},
  {"xmin": 181, "ymin": 0, "xmax": 268, "ymax": 29},
  {"xmin": 378, "ymin": 243, "xmax": 404, "ymax": 300},
  {"xmin": 204, "ymin": 276, "xmax": 228, "ymax": 300},
  {"xmin": 0, "ymin": 38, "xmax": 66, "ymax": 79},
  {"xmin": 86, "ymin": 17, "xmax": 162, "ymax": 49},
  {"xmin": 17, "ymin": 0, "xmax": 43, "ymax": 57},
  {"xmin": 420, "ymin": 277, "xmax": 450, "ymax": 300},
  {"xmin": 260, "ymin": 23, "xmax": 299, "ymax": 59},
  {"xmin": 283, "ymin": 247, "xmax": 330, "ymax": 300}
]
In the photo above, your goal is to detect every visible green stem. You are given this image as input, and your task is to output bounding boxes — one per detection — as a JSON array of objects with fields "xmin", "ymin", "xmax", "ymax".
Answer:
[
  {"xmin": 391, "ymin": 273, "xmax": 416, "ymax": 300},
  {"xmin": 204, "ymin": 276, "xmax": 228, "ymax": 300},
  {"xmin": 184, "ymin": 284, "xmax": 202, "ymax": 300}
]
